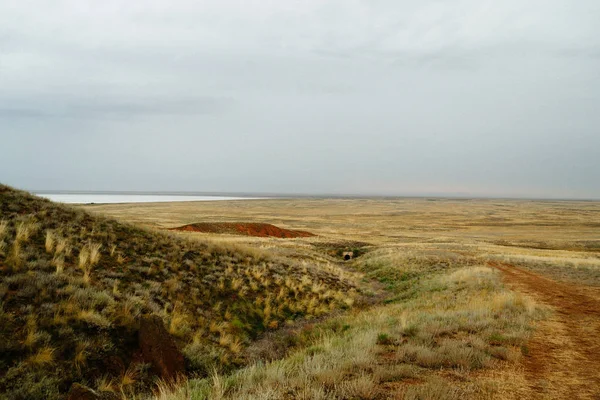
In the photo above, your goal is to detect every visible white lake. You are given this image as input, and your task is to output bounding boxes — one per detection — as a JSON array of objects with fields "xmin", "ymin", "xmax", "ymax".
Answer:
[{"xmin": 36, "ymin": 193, "xmax": 261, "ymax": 204}]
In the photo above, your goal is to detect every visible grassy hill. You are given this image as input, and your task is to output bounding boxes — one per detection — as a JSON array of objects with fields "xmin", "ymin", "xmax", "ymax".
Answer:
[{"xmin": 0, "ymin": 185, "xmax": 360, "ymax": 399}]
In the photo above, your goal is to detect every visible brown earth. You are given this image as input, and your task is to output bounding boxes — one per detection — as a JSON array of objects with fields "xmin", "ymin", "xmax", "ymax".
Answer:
[
  {"xmin": 489, "ymin": 261, "xmax": 600, "ymax": 399},
  {"xmin": 170, "ymin": 222, "xmax": 315, "ymax": 238}
]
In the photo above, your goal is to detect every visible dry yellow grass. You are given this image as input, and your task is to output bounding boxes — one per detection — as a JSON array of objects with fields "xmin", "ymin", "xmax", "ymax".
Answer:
[
  {"xmin": 84, "ymin": 197, "xmax": 600, "ymax": 284},
  {"xmin": 0, "ymin": 220, "xmax": 8, "ymax": 238},
  {"xmin": 82, "ymin": 197, "xmax": 600, "ymax": 243},
  {"xmin": 83, "ymin": 197, "xmax": 599, "ymax": 399},
  {"xmin": 45, "ymin": 230, "xmax": 55, "ymax": 253},
  {"xmin": 27, "ymin": 346, "xmax": 55, "ymax": 366}
]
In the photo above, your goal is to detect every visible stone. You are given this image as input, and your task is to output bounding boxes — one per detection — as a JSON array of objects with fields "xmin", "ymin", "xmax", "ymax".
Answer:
[
  {"xmin": 138, "ymin": 315, "xmax": 185, "ymax": 381},
  {"xmin": 66, "ymin": 383, "xmax": 119, "ymax": 400}
]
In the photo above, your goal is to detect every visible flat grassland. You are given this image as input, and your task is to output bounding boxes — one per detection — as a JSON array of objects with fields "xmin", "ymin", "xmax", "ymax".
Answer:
[
  {"xmin": 84, "ymin": 198, "xmax": 600, "ymax": 399},
  {"xmin": 85, "ymin": 198, "xmax": 600, "ymax": 285}
]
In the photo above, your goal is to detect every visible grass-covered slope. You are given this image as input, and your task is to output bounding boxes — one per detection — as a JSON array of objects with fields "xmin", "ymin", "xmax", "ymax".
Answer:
[
  {"xmin": 0, "ymin": 185, "xmax": 359, "ymax": 399},
  {"xmin": 161, "ymin": 248, "xmax": 543, "ymax": 400}
]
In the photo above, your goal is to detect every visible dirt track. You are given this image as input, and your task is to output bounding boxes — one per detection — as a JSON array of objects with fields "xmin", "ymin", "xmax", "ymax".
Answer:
[{"xmin": 490, "ymin": 262, "xmax": 600, "ymax": 399}]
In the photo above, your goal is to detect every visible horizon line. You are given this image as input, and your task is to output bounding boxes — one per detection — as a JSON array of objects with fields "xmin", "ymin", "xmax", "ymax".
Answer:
[{"xmin": 29, "ymin": 189, "xmax": 600, "ymax": 202}]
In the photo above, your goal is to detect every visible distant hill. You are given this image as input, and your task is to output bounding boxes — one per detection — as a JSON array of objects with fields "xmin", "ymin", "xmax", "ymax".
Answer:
[{"xmin": 0, "ymin": 185, "xmax": 358, "ymax": 399}]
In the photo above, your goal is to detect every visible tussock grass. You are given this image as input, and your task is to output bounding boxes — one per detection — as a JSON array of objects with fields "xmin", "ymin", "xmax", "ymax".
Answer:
[
  {"xmin": 96, "ymin": 376, "xmax": 116, "ymax": 393},
  {"xmin": 78, "ymin": 246, "xmax": 89, "ymax": 270},
  {"xmin": 54, "ymin": 236, "xmax": 71, "ymax": 257},
  {"xmin": 74, "ymin": 341, "xmax": 89, "ymax": 372},
  {"xmin": 88, "ymin": 242, "xmax": 102, "ymax": 266},
  {"xmin": 156, "ymin": 251, "xmax": 542, "ymax": 399},
  {"xmin": 16, "ymin": 219, "xmax": 39, "ymax": 242},
  {"xmin": 45, "ymin": 230, "xmax": 55, "ymax": 253},
  {"xmin": 27, "ymin": 346, "xmax": 56, "ymax": 366},
  {"xmin": 0, "ymin": 219, "xmax": 8, "ymax": 239},
  {"xmin": 52, "ymin": 254, "xmax": 65, "ymax": 274},
  {"xmin": 7, "ymin": 239, "xmax": 23, "ymax": 271}
]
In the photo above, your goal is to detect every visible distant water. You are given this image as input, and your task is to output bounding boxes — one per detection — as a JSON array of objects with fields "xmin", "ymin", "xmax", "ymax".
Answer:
[{"xmin": 36, "ymin": 193, "xmax": 261, "ymax": 204}]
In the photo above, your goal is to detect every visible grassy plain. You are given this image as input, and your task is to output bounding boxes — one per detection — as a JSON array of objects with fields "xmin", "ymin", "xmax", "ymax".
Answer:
[
  {"xmin": 83, "ymin": 198, "xmax": 600, "ymax": 399},
  {"xmin": 85, "ymin": 198, "xmax": 600, "ymax": 285}
]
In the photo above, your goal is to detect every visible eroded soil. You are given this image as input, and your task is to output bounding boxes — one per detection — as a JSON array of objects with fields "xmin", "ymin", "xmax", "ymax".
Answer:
[{"xmin": 170, "ymin": 222, "xmax": 315, "ymax": 238}]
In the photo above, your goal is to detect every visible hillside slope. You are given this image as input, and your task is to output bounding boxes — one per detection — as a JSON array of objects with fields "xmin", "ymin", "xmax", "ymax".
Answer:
[{"xmin": 0, "ymin": 185, "xmax": 359, "ymax": 399}]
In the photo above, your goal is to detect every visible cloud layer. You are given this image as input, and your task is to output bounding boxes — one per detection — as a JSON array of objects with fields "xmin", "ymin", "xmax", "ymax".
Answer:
[{"xmin": 1, "ymin": 0, "xmax": 599, "ymax": 198}]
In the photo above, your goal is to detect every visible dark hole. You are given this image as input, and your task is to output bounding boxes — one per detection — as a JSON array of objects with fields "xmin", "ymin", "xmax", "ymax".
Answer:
[{"xmin": 344, "ymin": 254, "xmax": 351, "ymax": 260}]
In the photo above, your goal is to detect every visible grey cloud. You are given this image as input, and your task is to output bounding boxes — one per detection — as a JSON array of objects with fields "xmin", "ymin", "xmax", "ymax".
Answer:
[
  {"xmin": 0, "ymin": 97, "xmax": 232, "ymax": 120},
  {"xmin": 0, "ymin": 0, "xmax": 599, "ymax": 198},
  {"xmin": 0, "ymin": 108, "xmax": 47, "ymax": 119},
  {"xmin": 558, "ymin": 46, "xmax": 600, "ymax": 60}
]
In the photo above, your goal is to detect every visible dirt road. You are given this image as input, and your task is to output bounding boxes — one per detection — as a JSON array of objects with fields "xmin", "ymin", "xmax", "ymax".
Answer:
[{"xmin": 489, "ymin": 262, "xmax": 600, "ymax": 399}]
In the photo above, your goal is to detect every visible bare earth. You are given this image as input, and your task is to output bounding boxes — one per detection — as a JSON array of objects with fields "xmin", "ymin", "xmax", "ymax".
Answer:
[{"xmin": 491, "ymin": 261, "xmax": 600, "ymax": 399}]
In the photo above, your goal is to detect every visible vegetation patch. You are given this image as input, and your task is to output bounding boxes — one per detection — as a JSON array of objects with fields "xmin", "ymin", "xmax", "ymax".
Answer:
[
  {"xmin": 0, "ymin": 185, "xmax": 359, "ymax": 399},
  {"xmin": 157, "ymin": 249, "xmax": 543, "ymax": 399}
]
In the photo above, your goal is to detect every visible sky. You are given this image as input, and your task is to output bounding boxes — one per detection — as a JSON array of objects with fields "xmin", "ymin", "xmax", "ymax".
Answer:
[{"xmin": 1, "ymin": 0, "xmax": 599, "ymax": 199}]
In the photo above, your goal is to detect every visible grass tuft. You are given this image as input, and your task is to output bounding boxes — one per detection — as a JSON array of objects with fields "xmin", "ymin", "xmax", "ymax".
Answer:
[
  {"xmin": 45, "ymin": 230, "xmax": 55, "ymax": 254},
  {"xmin": 27, "ymin": 346, "xmax": 55, "ymax": 366}
]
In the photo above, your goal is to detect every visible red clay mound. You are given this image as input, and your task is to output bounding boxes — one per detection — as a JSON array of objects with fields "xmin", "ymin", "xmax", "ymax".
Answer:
[{"xmin": 171, "ymin": 222, "xmax": 315, "ymax": 238}]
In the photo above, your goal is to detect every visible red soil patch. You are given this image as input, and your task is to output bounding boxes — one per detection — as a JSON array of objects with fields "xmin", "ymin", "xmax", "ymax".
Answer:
[{"xmin": 170, "ymin": 222, "xmax": 315, "ymax": 238}]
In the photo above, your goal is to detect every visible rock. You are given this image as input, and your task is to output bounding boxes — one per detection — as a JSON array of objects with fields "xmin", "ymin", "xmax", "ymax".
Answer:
[
  {"xmin": 138, "ymin": 315, "xmax": 185, "ymax": 381},
  {"xmin": 66, "ymin": 384, "xmax": 97, "ymax": 400},
  {"xmin": 103, "ymin": 355, "xmax": 125, "ymax": 376},
  {"xmin": 66, "ymin": 383, "xmax": 119, "ymax": 400}
]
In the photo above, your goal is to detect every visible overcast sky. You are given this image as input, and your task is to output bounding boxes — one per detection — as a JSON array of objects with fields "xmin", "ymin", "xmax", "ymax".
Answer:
[{"xmin": 1, "ymin": 1, "xmax": 599, "ymax": 198}]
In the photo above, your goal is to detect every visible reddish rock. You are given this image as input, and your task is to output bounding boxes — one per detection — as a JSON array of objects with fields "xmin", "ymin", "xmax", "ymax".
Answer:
[
  {"xmin": 170, "ymin": 222, "xmax": 315, "ymax": 238},
  {"xmin": 138, "ymin": 315, "xmax": 185, "ymax": 381}
]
